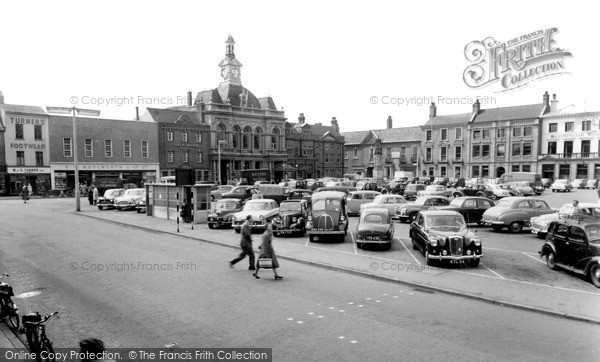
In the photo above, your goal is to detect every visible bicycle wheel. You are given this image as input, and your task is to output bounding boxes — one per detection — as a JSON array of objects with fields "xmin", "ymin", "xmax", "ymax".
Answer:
[
  {"xmin": 41, "ymin": 337, "xmax": 55, "ymax": 362},
  {"xmin": 0, "ymin": 299, "xmax": 19, "ymax": 330}
]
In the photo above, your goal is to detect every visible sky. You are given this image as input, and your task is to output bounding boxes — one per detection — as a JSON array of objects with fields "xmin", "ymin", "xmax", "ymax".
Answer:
[{"xmin": 1, "ymin": 0, "xmax": 598, "ymax": 132}]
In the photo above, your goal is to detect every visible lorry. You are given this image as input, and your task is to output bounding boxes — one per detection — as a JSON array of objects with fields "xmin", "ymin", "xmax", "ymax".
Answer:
[
  {"xmin": 393, "ymin": 171, "xmax": 415, "ymax": 180},
  {"xmin": 238, "ymin": 169, "xmax": 271, "ymax": 185}
]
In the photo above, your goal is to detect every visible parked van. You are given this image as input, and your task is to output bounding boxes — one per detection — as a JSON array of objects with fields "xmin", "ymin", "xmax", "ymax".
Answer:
[
  {"xmin": 499, "ymin": 172, "xmax": 543, "ymax": 195},
  {"xmin": 306, "ymin": 191, "xmax": 349, "ymax": 242},
  {"xmin": 346, "ymin": 191, "xmax": 382, "ymax": 216}
]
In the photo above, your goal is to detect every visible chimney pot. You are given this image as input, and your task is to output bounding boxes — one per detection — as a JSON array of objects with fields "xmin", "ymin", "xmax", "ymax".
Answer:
[
  {"xmin": 429, "ymin": 102, "xmax": 437, "ymax": 119},
  {"xmin": 187, "ymin": 91, "xmax": 193, "ymax": 106},
  {"xmin": 386, "ymin": 115, "xmax": 393, "ymax": 129},
  {"xmin": 550, "ymin": 93, "xmax": 558, "ymax": 112},
  {"xmin": 473, "ymin": 99, "xmax": 480, "ymax": 115},
  {"xmin": 298, "ymin": 113, "xmax": 305, "ymax": 124},
  {"xmin": 135, "ymin": 106, "xmax": 140, "ymax": 121},
  {"xmin": 543, "ymin": 91, "xmax": 550, "ymax": 108}
]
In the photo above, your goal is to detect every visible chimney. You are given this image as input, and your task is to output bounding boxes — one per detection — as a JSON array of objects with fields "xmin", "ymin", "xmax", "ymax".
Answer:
[
  {"xmin": 543, "ymin": 91, "xmax": 550, "ymax": 109},
  {"xmin": 0, "ymin": 91, "xmax": 4, "ymax": 105},
  {"xmin": 472, "ymin": 99, "xmax": 481, "ymax": 115},
  {"xmin": 135, "ymin": 107, "xmax": 140, "ymax": 121},
  {"xmin": 429, "ymin": 102, "xmax": 436, "ymax": 119},
  {"xmin": 551, "ymin": 93, "xmax": 558, "ymax": 112},
  {"xmin": 331, "ymin": 117, "xmax": 339, "ymax": 132},
  {"xmin": 386, "ymin": 115, "xmax": 393, "ymax": 129},
  {"xmin": 187, "ymin": 90, "xmax": 193, "ymax": 106},
  {"xmin": 298, "ymin": 113, "xmax": 305, "ymax": 124}
]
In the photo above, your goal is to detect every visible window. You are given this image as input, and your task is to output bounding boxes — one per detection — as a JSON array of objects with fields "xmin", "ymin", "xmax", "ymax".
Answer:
[
  {"xmin": 455, "ymin": 146, "xmax": 462, "ymax": 161},
  {"xmin": 183, "ymin": 151, "xmax": 189, "ymax": 163},
  {"xmin": 454, "ymin": 166, "xmax": 461, "ymax": 177},
  {"xmin": 549, "ymin": 123, "xmax": 557, "ymax": 133},
  {"xmin": 141, "ymin": 141, "xmax": 148, "ymax": 158},
  {"xmin": 582, "ymin": 120, "xmax": 591, "ymax": 131},
  {"xmin": 63, "ymin": 138, "xmax": 72, "ymax": 157},
  {"xmin": 84, "ymin": 139, "xmax": 93, "ymax": 157},
  {"xmin": 472, "ymin": 145, "xmax": 480, "ymax": 157},
  {"xmin": 522, "ymin": 165, "xmax": 531, "ymax": 172},
  {"xmin": 482, "ymin": 145, "xmax": 490, "ymax": 157},
  {"xmin": 196, "ymin": 152, "xmax": 202, "ymax": 163},
  {"xmin": 441, "ymin": 129, "xmax": 448, "ymax": 141},
  {"xmin": 15, "ymin": 124, "xmax": 23, "ymax": 139},
  {"xmin": 497, "ymin": 144, "xmax": 505, "ymax": 157},
  {"xmin": 344, "ymin": 150, "xmax": 348, "ymax": 159},
  {"xmin": 426, "ymin": 147, "xmax": 432, "ymax": 162},
  {"xmin": 482, "ymin": 130, "xmax": 490, "ymax": 139},
  {"xmin": 124, "ymin": 140, "xmax": 131, "ymax": 158},
  {"xmin": 36, "ymin": 151, "xmax": 43, "ymax": 166},
  {"xmin": 565, "ymin": 122, "xmax": 574, "ymax": 132},
  {"xmin": 167, "ymin": 130, "xmax": 173, "ymax": 141},
  {"xmin": 523, "ymin": 143, "xmax": 532, "ymax": 156},
  {"xmin": 512, "ymin": 165, "xmax": 520, "ymax": 172},
  {"xmin": 197, "ymin": 132, "xmax": 202, "ymax": 142},
  {"xmin": 353, "ymin": 148, "xmax": 358, "ymax": 158},
  {"xmin": 34, "ymin": 125, "xmax": 42, "ymax": 140},
  {"xmin": 581, "ymin": 140, "xmax": 591, "ymax": 157},
  {"xmin": 473, "ymin": 130, "xmax": 481, "ymax": 139},
  {"xmin": 512, "ymin": 143, "xmax": 521, "ymax": 156},
  {"xmin": 440, "ymin": 147, "xmax": 447, "ymax": 161},
  {"xmin": 455, "ymin": 127, "xmax": 462, "ymax": 140},
  {"xmin": 16, "ymin": 151, "xmax": 25, "ymax": 166},
  {"xmin": 497, "ymin": 128, "xmax": 506, "ymax": 138},
  {"xmin": 440, "ymin": 166, "xmax": 447, "ymax": 177},
  {"xmin": 426, "ymin": 130, "xmax": 432, "ymax": 141},
  {"xmin": 547, "ymin": 141, "xmax": 557, "ymax": 154},
  {"xmin": 513, "ymin": 128, "xmax": 522, "ymax": 137},
  {"xmin": 167, "ymin": 151, "xmax": 174, "ymax": 162},
  {"xmin": 523, "ymin": 126, "xmax": 532, "ymax": 137},
  {"xmin": 472, "ymin": 165, "xmax": 479, "ymax": 177},
  {"xmin": 564, "ymin": 141, "xmax": 573, "ymax": 155},
  {"xmin": 104, "ymin": 140, "xmax": 113, "ymax": 158},
  {"xmin": 182, "ymin": 132, "xmax": 188, "ymax": 142},
  {"xmin": 481, "ymin": 165, "xmax": 489, "ymax": 177}
]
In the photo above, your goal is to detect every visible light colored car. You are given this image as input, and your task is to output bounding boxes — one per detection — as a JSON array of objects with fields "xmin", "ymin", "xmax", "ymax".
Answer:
[
  {"xmin": 585, "ymin": 179, "xmax": 599, "ymax": 189},
  {"xmin": 490, "ymin": 184, "xmax": 512, "ymax": 199},
  {"xmin": 359, "ymin": 194, "xmax": 407, "ymax": 215},
  {"xmin": 114, "ymin": 188, "xmax": 146, "ymax": 211},
  {"xmin": 356, "ymin": 208, "xmax": 394, "ymax": 250},
  {"xmin": 571, "ymin": 179, "xmax": 586, "ymax": 189},
  {"xmin": 417, "ymin": 185, "xmax": 452, "ymax": 198},
  {"xmin": 395, "ymin": 196, "xmax": 451, "ymax": 223},
  {"xmin": 231, "ymin": 199, "xmax": 280, "ymax": 233},
  {"xmin": 97, "ymin": 188, "xmax": 125, "ymax": 210},
  {"xmin": 346, "ymin": 191, "xmax": 381, "ymax": 215},
  {"xmin": 530, "ymin": 202, "xmax": 600, "ymax": 238},
  {"xmin": 211, "ymin": 185, "xmax": 234, "ymax": 201},
  {"xmin": 481, "ymin": 197, "xmax": 554, "ymax": 233},
  {"xmin": 551, "ymin": 179, "xmax": 573, "ymax": 192},
  {"xmin": 508, "ymin": 182, "xmax": 534, "ymax": 196}
]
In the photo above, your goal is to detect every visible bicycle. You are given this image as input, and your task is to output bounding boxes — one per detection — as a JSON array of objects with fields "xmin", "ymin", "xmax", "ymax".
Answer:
[
  {"xmin": 0, "ymin": 273, "xmax": 19, "ymax": 330},
  {"xmin": 20, "ymin": 311, "xmax": 59, "ymax": 362}
]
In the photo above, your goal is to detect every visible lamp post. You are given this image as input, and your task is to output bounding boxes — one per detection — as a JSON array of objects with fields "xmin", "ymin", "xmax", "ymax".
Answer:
[
  {"xmin": 46, "ymin": 106, "xmax": 100, "ymax": 212},
  {"xmin": 217, "ymin": 140, "xmax": 227, "ymax": 185}
]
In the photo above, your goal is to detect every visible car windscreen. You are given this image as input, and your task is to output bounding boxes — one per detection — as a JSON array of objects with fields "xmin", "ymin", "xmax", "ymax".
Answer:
[
  {"xmin": 244, "ymin": 202, "xmax": 269, "ymax": 211},
  {"xmin": 363, "ymin": 214, "xmax": 384, "ymax": 224},
  {"xmin": 280, "ymin": 203, "xmax": 301, "ymax": 212},
  {"xmin": 495, "ymin": 200, "xmax": 510, "ymax": 207},
  {"xmin": 128, "ymin": 190, "xmax": 144, "ymax": 196},
  {"xmin": 449, "ymin": 199, "xmax": 463, "ymax": 207},
  {"xmin": 216, "ymin": 201, "xmax": 238, "ymax": 210},
  {"xmin": 104, "ymin": 190, "xmax": 122, "ymax": 197},
  {"xmin": 425, "ymin": 216, "xmax": 466, "ymax": 230},
  {"xmin": 413, "ymin": 197, "xmax": 428, "ymax": 206},
  {"xmin": 312, "ymin": 199, "xmax": 341, "ymax": 213}
]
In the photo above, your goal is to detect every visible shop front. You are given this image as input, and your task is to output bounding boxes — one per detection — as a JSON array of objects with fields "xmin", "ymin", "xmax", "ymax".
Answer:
[{"xmin": 6, "ymin": 167, "xmax": 51, "ymax": 196}]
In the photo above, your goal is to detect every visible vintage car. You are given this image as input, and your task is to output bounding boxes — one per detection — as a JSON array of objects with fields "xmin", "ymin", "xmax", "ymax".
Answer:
[
  {"xmin": 409, "ymin": 210, "xmax": 482, "ymax": 266},
  {"xmin": 207, "ymin": 198, "xmax": 244, "ymax": 229},
  {"xmin": 395, "ymin": 196, "xmax": 451, "ymax": 223},
  {"xmin": 210, "ymin": 185, "xmax": 234, "ymax": 201},
  {"xmin": 403, "ymin": 184, "xmax": 427, "ymax": 201},
  {"xmin": 346, "ymin": 191, "xmax": 382, "ymax": 216},
  {"xmin": 306, "ymin": 191, "xmax": 349, "ymax": 242},
  {"xmin": 356, "ymin": 208, "xmax": 394, "ymax": 250},
  {"xmin": 310, "ymin": 181, "xmax": 326, "ymax": 191},
  {"xmin": 271, "ymin": 199, "xmax": 310, "ymax": 236},
  {"xmin": 585, "ymin": 179, "xmax": 599, "ymax": 189},
  {"xmin": 135, "ymin": 191, "xmax": 147, "ymax": 213},
  {"xmin": 508, "ymin": 182, "xmax": 535, "ymax": 196},
  {"xmin": 114, "ymin": 188, "xmax": 146, "ymax": 211},
  {"xmin": 314, "ymin": 186, "xmax": 357, "ymax": 195},
  {"xmin": 551, "ymin": 179, "xmax": 573, "ymax": 192},
  {"xmin": 481, "ymin": 197, "xmax": 554, "ymax": 233},
  {"xmin": 221, "ymin": 185, "xmax": 257, "ymax": 202},
  {"xmin": 571, "ymin": 179, "xmax": 587, "ymax": 189},
  {"xmin": 286, "ymin": 189, "xmax": 313, "ymax": 209},
  {"xmin": 435, "ymin": 196, "xmax": 496, "ymax": 225},
  {"xmin": 530, "ymin": 202, "xmax": 600, "ymax": 238},
  {"xmin": 359, "ymin": 194, "xmax": 407, "ymax": 215},
  {"xmin": 541, "ymin": 178, "xmax": 552, "ymax": 188},
  {"xmin": 452, "ymin": 184, "xmax": 496, "ymax": 200},
  {"xmin": 417, "ymin": 185, "xmax": 452, "ymax": 198},
  {"xmin": 489, "ymin": 184, "xmax": 512, "ymax": 199},
  {"xmin": 231, "ymin": 199, "xmax": 280, "ymax": 233},
  {"xmin": 540, "ymin": 218, "xmax": 600, "ymax": 288},
  {"xmin": 97, "ymin": 188, "xmax": 125, "ymax": 210}
]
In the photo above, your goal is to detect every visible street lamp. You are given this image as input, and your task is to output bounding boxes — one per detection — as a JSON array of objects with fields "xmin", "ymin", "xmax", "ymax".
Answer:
[
  {"xmin": 46, "ymin": 106, "xmax": 100, "ymax": 211},
  {"xmin": 217, "ymin": 140, "xmax": 227, "ymax": 185}
]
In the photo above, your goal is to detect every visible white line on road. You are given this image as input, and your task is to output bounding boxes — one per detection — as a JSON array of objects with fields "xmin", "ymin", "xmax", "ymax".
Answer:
[
  {"xmin": 483, "ymin": 264, "xmax": 505, "ymax": 279},
  {"xmin": 350, "ymin": 232, "xmax": 358, "ymax": 255},
  {"xmin": 396, "ymin": 238, "xmax": 422, "ymax": 265},
  {"xmin": 522, "ymin": 251, "xmax": 546, "ymax": 264}
]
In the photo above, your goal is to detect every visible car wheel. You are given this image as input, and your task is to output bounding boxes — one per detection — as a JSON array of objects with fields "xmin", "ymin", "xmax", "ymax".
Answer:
[
  {"xmin": 273, "ymin": 231, "xmax": 279, "ymax": 237},
  {"xmin": 137, "ymin": 209, "xmax": 142, "ymax": 213},
  {"xmin": 476, "ymin": 192, "xmax": 485, "ymax": 197},
  {"xmin": 508, "ymin": 222, "xmax": 523, "ymax": 233},
  {"xmin": 117, "ymin": 207, "xmax": 123, "ymax": 211},
  {"xmin": 546, "ymin": 252, "xmax": 557, "ymax": 270},
  {"xmin": 453, "ymin": 192, "xmax": 461, "ymax": 198},
  {"xmin": 357, "ymin": 242, "xmax": 363, "ymax": 249},
  {"xmin": 235, "ymin": 229, "xmax": 240, "ymax": 234},
  {"xmin": 208, "ymin": 223, "xmax": 214, "ymax": 229},
  {"xmin": 536, "ymin": 232, "xmax": 546, "ymax": 239},
  {"xmin": 471, "ymin": 258, "xmax": 480, "ymax": 267},
  {"xmin": 98, "ymin": 206, "xmax": 103, "ymax": 210},
  {"xmin": 492, "ymin": 225, "xmax": 504, "ymax": 232},
  {"xmin": 384, "ymin": 242, "xmax": 392, "ymax": 251},
  {"xmin": 589, "ymin": 264, "xmax": 600, "ymax": 288},
  {"xmin": 411, "ymin": 238, "xmax": 419, "ymax": 250},
  {"xmin": 309, "ymin": 235, "xmax": 315, "ymax": 242}
]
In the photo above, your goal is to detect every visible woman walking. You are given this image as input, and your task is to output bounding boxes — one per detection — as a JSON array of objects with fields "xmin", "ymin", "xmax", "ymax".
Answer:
[
  {"xmin": 20, "ymin": 185, "xmax": 29, "ymax": 203},
  {"xmin": 253, "ymin": 223, "xmax": 283, "ymax": 280}
]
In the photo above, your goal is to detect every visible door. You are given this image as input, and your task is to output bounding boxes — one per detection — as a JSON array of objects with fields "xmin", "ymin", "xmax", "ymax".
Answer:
[
  {"xmin": 568, "ymin": 226, "xmax": 588, "ymax": 270},
  {"xmin": 551, "ymin": 223, "xmax": 570, "ymax": 265},
  {"xmin": 474, "ymin": 198, "xmax": 494, "ymax": 223},
  {"xmin": 461, "ymin": 198, "xmax": 478, "ymax": 223}
]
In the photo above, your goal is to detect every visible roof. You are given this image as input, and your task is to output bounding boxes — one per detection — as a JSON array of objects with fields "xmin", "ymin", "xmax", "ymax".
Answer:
[
  {"xmin": 473, "ymin": 103, "xmax": 546, "ymax": 123},
  {"xmin": 0, "ymin": 104, "xmax": 47, "ymax": 116},
  {"xmin": 288, "ymin": 122, "xmax": 344, "ymax": 142},
  {"xmin": 143, "ymin": 108, "xmax": 205, "ymax": 125},
  {"xmin": 341, "ymin": 126, "xmax": 422, "ymax": 145},
  {"xmin": 421, "ymin": 112, "xmax": 473, "ymax": 128},
  {"xmin": 311, "ymin": 191, "xmax": 347, "ymax": 199},
  {"xmin": 195, "ymin": 83, "xmax": 263, "ymax": 109}
]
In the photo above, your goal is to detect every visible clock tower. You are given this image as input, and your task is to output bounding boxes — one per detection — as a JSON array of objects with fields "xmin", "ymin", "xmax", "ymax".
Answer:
[{"xmin": 218, "ymin": 35, "xmax": 243, "ymax": 85}]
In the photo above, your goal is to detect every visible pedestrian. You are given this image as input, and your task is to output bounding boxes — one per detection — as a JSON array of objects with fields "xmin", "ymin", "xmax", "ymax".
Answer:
[
  {"xmin": 87, "ymin": 186, "xmax": 94, "ymax": 205},
  {"xmin": 230, "ymin": 215, "xmax": 256, "ymax": 270},
  {"xmin": 252, "ymin": 190, "xmax": 263, "ymax": 199},
  {"xmin": 79, "ymin": 338, "xmax": 117, "ymax": 362},
  {"xmin": 92, "ymin": 185, "xmax": 99, "ymax": 205},
  {"xmin": 20, "ymin": 185, "xmax": 29, "ymax": 203},
  {"xmin": 253, "ymin": 223, "xmax": 283, "ymax": 280},
  {"xmin": 27, "ymin": 183, "xmax": 33, "ymax": 198},
  {"xmin": 572, "ymin": 200, "xmax": 583, "ymax": 215}
]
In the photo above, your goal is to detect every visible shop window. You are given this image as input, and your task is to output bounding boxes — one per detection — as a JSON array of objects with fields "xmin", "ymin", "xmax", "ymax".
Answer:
[
  {"xmin": 104, "ymin": 140, "xmax": 113, "ymax": 158},
  {"xmin": 17, "ymin": 151, "xmax": 25, "ymax": 166},
  {"xmin": 34, "ymin": 125, "xmax": 42, "ymax": 140},
  {"xmin": 63, "ymin": 138, "xmax": 72, "ymax": 157},
  {"xmin": 141, "ymin": 141, "xmax": 148, "ymax": 158},
  {"xmin": 36, "ymin": 151, "xmax": 44, "ymax": 167},
  {"xmin": 15, "ymin": 124, "xmax": 23, "ymax": 139},
  {"xmin": 124, "ymin": 140, "xmax": 131, "ymax": 158},
  {"xmin": 84, "ymin": 139, "xmax": 93, "ymax": 157}
]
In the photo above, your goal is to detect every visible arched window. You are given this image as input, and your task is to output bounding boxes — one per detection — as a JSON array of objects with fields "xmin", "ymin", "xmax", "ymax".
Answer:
[
  {"xmin": 271, "ymin": 128, "xmax": 280, "ymax": 150},
  {"xmin": 254, "ymin": 127, "xmax": 263, "ymax": 150},
  {"xmin": 232, "ymin": 125, "xmax": 241, "ymax": 149},
  {"xmin": 243, "ymin": 126, "xmax": 252, "ymax": 149},
  {"xmin": 218, "ymin": 123, "xmax": 227, "ymax": 143}
]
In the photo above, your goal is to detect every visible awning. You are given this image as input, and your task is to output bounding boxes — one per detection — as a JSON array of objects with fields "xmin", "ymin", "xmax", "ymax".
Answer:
[{"xmin": 273, "ymin": 164, "xmax": 296, "ymax": 172}]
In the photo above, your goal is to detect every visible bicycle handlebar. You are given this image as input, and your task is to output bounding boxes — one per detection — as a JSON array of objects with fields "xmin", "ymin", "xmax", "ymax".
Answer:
[
  {"xmin": 0, "ymin": 273, "xmax": 8, "ymax": 278},
  {"xmin": 23, "ymin": 311, "xmax": 59, "ymax": 327}
]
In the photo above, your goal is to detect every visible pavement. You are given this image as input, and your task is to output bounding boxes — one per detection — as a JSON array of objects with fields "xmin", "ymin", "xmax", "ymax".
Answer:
[{"xmin": 0, "ymin": 322, "xmax": 26, "ymax": 351}]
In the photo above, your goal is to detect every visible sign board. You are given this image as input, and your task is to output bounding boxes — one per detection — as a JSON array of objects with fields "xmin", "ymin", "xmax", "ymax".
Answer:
[{"xmin": 175, "ymin": 168, "xmax": 194, "ymax": 186}]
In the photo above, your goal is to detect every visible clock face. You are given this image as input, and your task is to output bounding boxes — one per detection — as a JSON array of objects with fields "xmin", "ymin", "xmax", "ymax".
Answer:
[
  {"xmin": 231, "ymin": 68, "xmax": 240, "ymax": 78},
  {"xmin": 221, "ymin": 68, "xmax": 228, "ymax": 79}
]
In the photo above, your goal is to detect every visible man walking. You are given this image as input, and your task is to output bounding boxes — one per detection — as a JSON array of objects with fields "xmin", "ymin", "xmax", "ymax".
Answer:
[{"xmin": 230, "ymin": 215, "xmax": 256, "ymax": 270}]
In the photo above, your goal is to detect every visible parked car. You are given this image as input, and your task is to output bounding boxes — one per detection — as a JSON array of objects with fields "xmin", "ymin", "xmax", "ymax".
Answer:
[
  {"xmin": 395, "ymin": 196, "xmax": 451, "ymax": 223},
  {"xmin": 497, "ymin": 183, "xmax": 523, "ymax": 197},
  {"xmin": 452, "ymin": 184, "xmax": 497, "ymax": 199},
  {"xmin": 114, "ymin": 188, "xmax": 146, "ymax": 211},
  {"xmin": 287, "ymin": 189, "xmax": 313, "ymax": 202},
  {"xmin": 417, "ymin": 185, "xmax": 452, "ymax": 198},
  {"xmin": 409, "ymin": 210, "xmax": 482, "ymax": 266},
  {"xmin": 257, "ymin": 184, "xmax": 287, "ymax": 205},
  {"xmin": 211, "ymin": 185, "xmax": 234, "ymax": 201},
  {"xmin": 135, "ymin": 191, "xmax": 146, "ymax": 213},
  {"xmin": 481, "ymin": 197, "xmax": 554, "ymax": 233},
  {"xmin": 306, "ymin": 191, "xmax": 349, "ymax": 242},
  {"xmin": 314, "ymin": 186, "xmax": 357, "ymax": 195},
  {"xmin": 508, "ymin": 182, "xmax": 535, "ymax": 196},
  {"xmin": 489, "ymin": 184, "xmax": 512, "ymax": 199},
  {"xmin": 541, "ymin": 178, "xmax": 552, "ymax": 188},
  {"xmin": 207, "ymin": 198, "xmax": 244, "ymax": 229},
  {"xmin": 435, "ymin": 196, "xmax": 496, "ymax": 225},
  {"xmin": 356, "ymin": 208, "xmax": 394, "ymax": 250},
  {"xmin": 403, "ymin": 184, "xmax": 427, "ymax": 201},
  {"xmin": 530, "ymin": 202, "xmax": 600, "ymax": 238},
  {"xmin": 585, "ymin": 179, "xmax": 599, "ymax": 189},
  {"xmin": 310, "ymin": 181, "xmax": 326, "ymax": 191},
  {"xmin": 221, "ymin": 185, "xmax": 257, "ymax": 202},
  {"xmin": 359, "ymin": 194, "xmax": 407, "ymax": 215},
  {"xmin": 346, "ymin": 191, "xmax": 382, "ymax": 216},
  {"xmin": 551, "ymin": 179, "xmax": 573, "ymax": 192},
  {"xmin": 571, "ymin": 179, "xmax": 587, "ymax": 189},
  {"xmin": 231, "ymin": 199, "xmax": 280, "ymax": 233},
  {"xmin": 97, "ymin": 188, "xmax": 125, "ymax": 210},
  {"xmin": 540, "ymin": 218, "xmax": 600, "ymax": 288},
  {"xmin": 271, "ymin": 199, "xmax": 310, "ymax": 236}
]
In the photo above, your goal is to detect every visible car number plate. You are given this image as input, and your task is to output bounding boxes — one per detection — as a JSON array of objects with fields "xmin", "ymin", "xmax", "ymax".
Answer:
[{"xmin": 366, "ymin": 236, "xmax": 380, "ymax": 241}]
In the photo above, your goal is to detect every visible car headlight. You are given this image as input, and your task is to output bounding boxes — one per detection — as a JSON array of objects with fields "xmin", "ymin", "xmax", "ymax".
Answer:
[
  {"xmin": 428, "ymin": 236, "xmax": 438, "ymax": 247},
  {"xmin": 292, "ymin": 217, "xmax": 297, "ymax": 222},
  {"xmin": 275, "ymin": 217, "xmax": 281, "ymax": 223},
  {"xmin": 232, "ymin": 215, "xmax": 237, "ymax": 221},
  {"xmin": 308, "ymin": 215, "xmax": 312, "ymax": 221},
  {"xmin": 472, "ymin": 238, "xmax": 481, "ymax": 246},
  {"xmin": 260, "ymin": 215, "xmax": 264, "ymax": 220},
  {"xmin": 340, "ymin": 215, "xmax": 346, "ymax": 222}
]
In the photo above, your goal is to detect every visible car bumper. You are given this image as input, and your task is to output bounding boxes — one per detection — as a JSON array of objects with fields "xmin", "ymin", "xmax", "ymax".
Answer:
[
  {"xmin": 480, "ymin": 219, "xmax": 505, "ymax": 226},
  {"xmin": 307, "ymin": 230, "xmax": 345, "ymax": 235},
  {"xmin": 428, "ymin": 254, "xmax": 482, "ymax": 261},
  {"xmin": 356, "ymin": 238, "xmax": 391, "ymax": 245},
  {"xmin": 530, "ymin": 225, "xmax": 548, "ymax": 235},
  {"xmin": 396, "ymin": 215, "xmax": 410, "ymax": 222}
]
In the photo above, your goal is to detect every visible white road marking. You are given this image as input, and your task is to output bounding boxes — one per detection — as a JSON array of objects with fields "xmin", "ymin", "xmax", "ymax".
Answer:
[
  {"xmin": 485, "ymin": 246, "xmax": 526, "ymax": 254},
  {"xmin": 393, "ymin": 296, "xmax": 398, "ymax": 298},
  {"xmin": 329, "ymin": 307, "xmax": 335, "ymax": 309},
  {"xmin": 287, "ymin": 318, "xmax": 294, "ymax": 321},
  {"xmin": 522, "ymin": 251, "xmax": 546, "ymax": 264},
  {"xmin": 382, "ymin": 293, "xmax": 388, "ymax": 296},
  {"xmin": 351, "ymin": 232, "xmax": 358, "ymax": 255},
  {"xmin": 297, "ymin": 321, "xmax": 304, "ymax": 324},
  {"xmin": 350, "ymin": 340, "xmax": 358, "ymax": 344},
  {"xmin": 339, "ymin": 310, "xmax": 345, "ymax": 312},
  {"xmin": 375, "ymin": 300, "xmax": 381, "ymax": 303},
  {"xmin": 397, "ymin": 238, "xmax": 422, "ymax": 265},
  {"xmin": 348, "ymin": 302, "xmax": 354, "ymax": 305},
  {"xmin": 338, "ymin": 336, "xmax": 345, "ymax": 340},
  {"xmin": 358, "ymin": 305, "xmax": 364, "ymax": 307},
  {"xmin": 308, "ymin": 312, "xmax": 314, "ymax": 315},
  {"xmin": 318, "ymin": 316, "xmax": 324, "ymax": 318},
  {"xmin": 483, "ymin": 264, "xmax": 505, "ymax": 279},
  {"xmin": 366, "ymin": 298, "xmax": 371, "ymax": 300}
]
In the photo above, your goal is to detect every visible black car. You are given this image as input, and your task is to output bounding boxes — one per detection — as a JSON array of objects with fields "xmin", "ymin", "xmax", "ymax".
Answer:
[
  {"xmin": 435, "ymin": 197, "xmax": 495, "ymax": 225},
  {"xmin": 409, "ymin": 210, "xmax": 482, "ymax": 267},
  {"xmin": 221, "ymin": 186, "xmax": 257, "ymax": 202},
  {"xmin": 403, "ymin": 184, "xmax": 426, "ymax": 201},
  {"xmin": 540, "ymin": 219, "xmax": 600, "ymax": 288},
  {"xmin": 395, "ymin": 196, "xmax": 450, "ymax": 223},
  {"xmin": 272, "ymin": 199, "xmax": 310, "ymax": 236}
]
